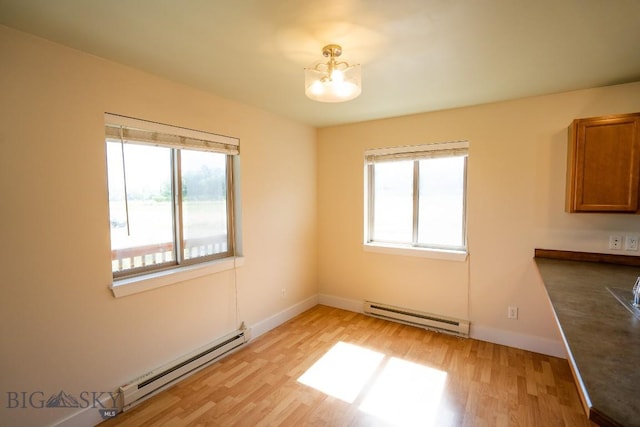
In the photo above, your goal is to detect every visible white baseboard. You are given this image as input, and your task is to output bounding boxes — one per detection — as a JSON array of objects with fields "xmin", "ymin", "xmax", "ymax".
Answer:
[
  {"xmin": 318, "ymin": 293, "xmax": 363, "ymax": 313},
  {"xmin": 249, "ymin": 294, "xmax": 319, "ymax": 340},
  {"xmin": 53, "ymin": 392, "xmax": 117, "ymax": 427},
  {"xmin": 318, "ymin": 293, "xmax": 566, "ymax": 358}
]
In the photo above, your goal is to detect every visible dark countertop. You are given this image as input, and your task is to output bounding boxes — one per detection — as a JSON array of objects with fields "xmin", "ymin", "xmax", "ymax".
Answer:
[{"xmin": 535, "ymin": 255, "xmax": 640, "ymax": 427}]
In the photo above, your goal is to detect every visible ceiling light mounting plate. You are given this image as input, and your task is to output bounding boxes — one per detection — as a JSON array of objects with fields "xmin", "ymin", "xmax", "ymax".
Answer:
[{"xmin": 322, "ymin": 44, "xmax": 342, "ymax": 58}]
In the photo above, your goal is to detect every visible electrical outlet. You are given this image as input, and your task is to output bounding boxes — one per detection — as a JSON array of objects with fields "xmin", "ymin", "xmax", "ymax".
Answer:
[
  {"xmin": 609, "ymin": 235, "xmax": 622, "ymax": 250},
  {"xmin": 508, "ymin": 306, "xmax": 518, "ymax": 319},
  {"xmin": 625, "ymin": 235, "xmax": 639, "ymax": 251}
]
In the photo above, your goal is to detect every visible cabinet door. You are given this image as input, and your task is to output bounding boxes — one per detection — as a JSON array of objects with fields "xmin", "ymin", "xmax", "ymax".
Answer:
[{"xmin": 566, "ymin": 114, "xmax": 640, "ymax": 212}]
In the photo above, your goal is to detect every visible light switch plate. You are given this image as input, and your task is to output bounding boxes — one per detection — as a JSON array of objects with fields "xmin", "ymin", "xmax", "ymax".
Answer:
[{"xmin": 625, "ymin": 235, "xmax": 639, "ymax": 251}]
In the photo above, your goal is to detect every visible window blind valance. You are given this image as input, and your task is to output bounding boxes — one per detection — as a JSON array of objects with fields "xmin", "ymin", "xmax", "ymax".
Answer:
[
  {"xmin": 104, "ymin": 113, "xmax": 239, "ymax": 155},
  {"xmin": 365, "ymin": 140, "xmax": 468, "ymax": 164}
]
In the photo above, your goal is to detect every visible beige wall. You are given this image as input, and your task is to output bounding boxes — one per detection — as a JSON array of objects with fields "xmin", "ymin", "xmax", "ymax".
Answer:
[
  {"xmin": 317, "ymin": 81, "xmax": 640, "ymax": 354},
  {"xmin": 0, "ymin": 26, "xmax": 316, "ymax": 426}
]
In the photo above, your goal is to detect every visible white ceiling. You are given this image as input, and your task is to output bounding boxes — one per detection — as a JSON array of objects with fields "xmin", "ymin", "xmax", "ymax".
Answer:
[{"xmin": 1, "ymin": 0, "xmax": 639, "ymax": 127}]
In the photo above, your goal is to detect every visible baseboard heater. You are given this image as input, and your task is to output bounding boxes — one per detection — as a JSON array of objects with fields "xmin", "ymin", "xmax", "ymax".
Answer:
[
  {"xmin": 363, "ymin": 301, "xmax": 469, "ymax": 337},
  {"xmin": 120, "ymin": 328, "xmax": 250, "ymax": 410}
]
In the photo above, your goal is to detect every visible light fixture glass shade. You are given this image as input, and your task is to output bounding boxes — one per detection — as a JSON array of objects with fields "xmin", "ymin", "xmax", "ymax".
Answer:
[{"xmin": 304, "ymin": 45, "xmax": 361, "ymax": 102}]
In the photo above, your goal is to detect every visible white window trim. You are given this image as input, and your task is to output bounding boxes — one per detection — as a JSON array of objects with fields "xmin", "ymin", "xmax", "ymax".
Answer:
[
  {"xmin": 111, "ymin": 256, "xmax": 245, "ymax": 298},
  {"xmin": 363, "ymin": 141, "xmax": 469, "ymax": 260},
  {"xmin": 363, "ymin": 242, "xmax": 467, "ymax": 261}
]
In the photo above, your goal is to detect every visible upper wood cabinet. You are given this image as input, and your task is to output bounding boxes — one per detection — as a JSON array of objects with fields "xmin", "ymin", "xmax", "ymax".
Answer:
[{"xmin": 566, "ymin": 112, "xmax": 640, "ymax": 213}]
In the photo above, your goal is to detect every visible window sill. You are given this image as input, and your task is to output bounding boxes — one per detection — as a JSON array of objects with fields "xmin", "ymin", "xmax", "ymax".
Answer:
[
  {"xmin": 110, "ymin": 256, "xmax": 245, "ymax": 298},
  {"xmin": 363, "ymin": 243, "xmax": 468, "ymax": 261}
]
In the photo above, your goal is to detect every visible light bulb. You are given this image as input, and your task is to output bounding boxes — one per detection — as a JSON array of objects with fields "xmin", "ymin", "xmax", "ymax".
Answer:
[{"xmin": 330, "ymin": 69, "xmax": 345, "ymax": 82}]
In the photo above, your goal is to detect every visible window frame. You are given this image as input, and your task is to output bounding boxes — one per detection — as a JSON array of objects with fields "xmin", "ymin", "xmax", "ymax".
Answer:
[
  {"xmin": 364, "ymin": 141, "xmax": 469, "ymax": 259},
  {"xmin": 104, "ymin": 113, "xmax": 240, "ymax": 281}
]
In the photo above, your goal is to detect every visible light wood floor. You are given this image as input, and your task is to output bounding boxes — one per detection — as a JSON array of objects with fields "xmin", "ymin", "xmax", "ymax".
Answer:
[{"xmin": 101, "ymin": 305, "xmax": 594, "ymax": 426}]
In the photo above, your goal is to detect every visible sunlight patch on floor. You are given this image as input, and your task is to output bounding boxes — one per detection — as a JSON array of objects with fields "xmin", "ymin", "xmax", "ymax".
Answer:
[
  {"xmin": 297, "ymin": 341, "xmax": 385, "ymax": 403},
  {"xmin": 298, "ymin": 341, "xmax": 447, "ymax": 426},
  {"xmin": 359, "ymin": 356, "xmax": 447, "ymax": 426}
]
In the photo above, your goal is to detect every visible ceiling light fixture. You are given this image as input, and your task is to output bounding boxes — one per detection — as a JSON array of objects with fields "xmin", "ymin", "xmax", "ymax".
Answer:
[{"xmin": 305, "ymin": 44, "xmax": 361, "ymax": 103}]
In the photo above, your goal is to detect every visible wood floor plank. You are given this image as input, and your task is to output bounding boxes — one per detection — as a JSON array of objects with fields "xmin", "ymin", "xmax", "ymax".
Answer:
[{"xmin": 100, "ymin": 305, "xmax": 595, "ymax": 426}]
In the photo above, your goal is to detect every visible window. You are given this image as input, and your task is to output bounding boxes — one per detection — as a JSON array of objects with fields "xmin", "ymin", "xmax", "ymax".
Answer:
[
  {"xmin": 105, "ymin": 114, "xmax": 239, "ymax": 279},
  {"xmin": 365, "ymin": 141, "xmax": 468, "ymax": 255}
]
